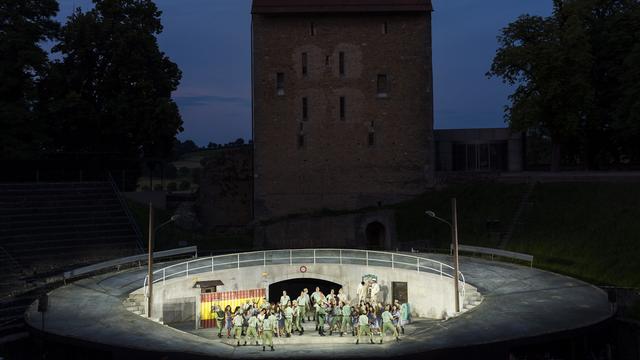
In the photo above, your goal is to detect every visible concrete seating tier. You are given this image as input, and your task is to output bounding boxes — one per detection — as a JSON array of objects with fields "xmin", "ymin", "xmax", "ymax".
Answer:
[
  {"xmin": 0, "ymin": 182, "xmax": 143, "ymax": 297},
  {"xmin": 0, "ymin": 181, "xmax": 144, "ymax": 344}
]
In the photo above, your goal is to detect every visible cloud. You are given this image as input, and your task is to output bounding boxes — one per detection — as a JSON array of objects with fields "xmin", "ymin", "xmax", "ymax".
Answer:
[{"xmin": 174, "ymin": 95, "xmax": 251, "ymax": 108}]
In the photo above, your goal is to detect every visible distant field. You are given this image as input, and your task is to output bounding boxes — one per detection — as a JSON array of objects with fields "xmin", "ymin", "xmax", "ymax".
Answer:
[
  {"xmin": 172, "ymin": 149, "xmax": 219, "ymax": 169},
  {"xmin": 136, "ymin": 149, "xmax": 214, "ymax": 190},
  {"xmin": 394, "ymin": 182, "xmax": 640, "ymax": 288}
]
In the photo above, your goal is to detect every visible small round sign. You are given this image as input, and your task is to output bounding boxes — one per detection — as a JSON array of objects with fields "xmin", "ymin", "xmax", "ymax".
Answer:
[{"xmin": 299, "ymin": 265, "xmax": 307, "ymax": 273}]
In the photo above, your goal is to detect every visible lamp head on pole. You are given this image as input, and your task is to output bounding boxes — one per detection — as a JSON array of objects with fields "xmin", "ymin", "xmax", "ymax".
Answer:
[
  {"xmin": 170, "ymin": 215, "xmax": 181, "ymax": 222},
  {"xmin": 425, "ymin": 211, "xmax": 436, "ymax": 218}
]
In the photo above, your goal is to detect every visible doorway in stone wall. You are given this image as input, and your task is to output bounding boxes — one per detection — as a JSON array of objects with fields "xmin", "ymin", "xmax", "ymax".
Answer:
[
  {"xmin": 365, "ymin": 221, "xmax": 386, "ymax": 249},
  {"xmin": 268, "ymin": 278, "xmax": 342, "ymax": 303}
]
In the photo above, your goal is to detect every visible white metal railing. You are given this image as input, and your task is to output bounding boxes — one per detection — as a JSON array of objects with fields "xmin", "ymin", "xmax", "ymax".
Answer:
[
  {"xmin": 64, "ymin": 246, "xmax": 197, "ymax": 280},
  {"xmin": 451, "ymin": 244, "xmax": 534, "ymax": 267},
  {"xmin": 143, "ymin": 249, "xmax": 466, "ymax": 300}
]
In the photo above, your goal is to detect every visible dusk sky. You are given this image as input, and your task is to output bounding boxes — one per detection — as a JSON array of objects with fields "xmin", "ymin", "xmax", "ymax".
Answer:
[{"xmin": 55, "ymin": 0, "xmax": 553, "ymax": 146}]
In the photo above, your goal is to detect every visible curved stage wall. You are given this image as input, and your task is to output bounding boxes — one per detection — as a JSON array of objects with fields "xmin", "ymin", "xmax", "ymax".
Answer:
[
  {"xmin": 133, "ymin": 249, "xmax": 477, "ymax": 323},
  {"xmin": 22, "ymin": 250, "xmax": 613, "ymax": 359}
]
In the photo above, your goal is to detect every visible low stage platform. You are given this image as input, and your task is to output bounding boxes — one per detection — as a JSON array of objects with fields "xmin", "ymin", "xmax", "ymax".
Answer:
[{"xmin": 24, "ymin": 253, "xmax": 612, "ymax": 359}]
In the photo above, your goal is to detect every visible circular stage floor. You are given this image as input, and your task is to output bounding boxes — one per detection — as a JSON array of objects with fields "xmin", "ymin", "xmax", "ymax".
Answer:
[{"xmin": 25, "ymin": 254, "xmax": 611, "ymax": 359}]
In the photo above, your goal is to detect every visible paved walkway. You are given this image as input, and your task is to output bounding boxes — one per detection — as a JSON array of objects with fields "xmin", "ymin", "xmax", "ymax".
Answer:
[{"xmin": 24, "ymin": 255, "xmax": 611, "ymax": 359}]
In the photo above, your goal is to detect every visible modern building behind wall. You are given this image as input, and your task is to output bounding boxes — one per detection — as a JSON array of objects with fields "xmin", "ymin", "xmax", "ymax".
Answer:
[
  {"xmin": 251, "ymin": 0, "xmax": 435, "ymax": 220},
  {"xmin": 435, "ymin": 128, "xmax": 525, "ymax": 173}
]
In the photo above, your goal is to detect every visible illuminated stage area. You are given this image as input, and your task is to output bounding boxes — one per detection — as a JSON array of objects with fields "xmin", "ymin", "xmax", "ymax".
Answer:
[{"xmin": 25, "ymin": 250, "xmax": 612, "ymax": 359}]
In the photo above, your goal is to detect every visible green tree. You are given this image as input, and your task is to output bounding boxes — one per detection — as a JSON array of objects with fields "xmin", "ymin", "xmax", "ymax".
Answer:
[
  {"xmin": 0, "ymin": 0, "xmax": 59, "ymax": 159},
  {"xmin": 178, "ymin": 166, "xmax": 190, "ymax": 177},
  {"xmin": 610, "ymin": 2, "xmax": 640, "ymax": 164},
  {"xmin": 173, "ymin": 139, "xmax": 201, "ymax": 158},
  {"xmin": 179, "ymin": 180, "xmax": 190, "ymax": 191},
  {"xmin": 488, "ymin": 0, "xmax": 595, "ymax": 171},
  {"xmin": 166, "ymin": 181, "xmax": 177, "ymax": 192},
  {"xmin": 42, "ymin": 0, "xmax": 183, "ymax": 159},
  {"xmin": 490, "ymin": 0, "xmax": 640, "ymax": 170}
]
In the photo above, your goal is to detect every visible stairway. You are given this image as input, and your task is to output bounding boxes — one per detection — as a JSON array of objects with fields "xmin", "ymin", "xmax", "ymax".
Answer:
[
  {"xmin": 0, "ymin": 246, "xmax": 26, "ymax": 297},
  {"xmin": 500, "ymin": 181, "xmax": 536, "ymax": 249},
  {"xmin": 123, "ymin": 294, "xmax": 146, "ymax": 316},
  {"xmin": 461, "ymin": 288, "xmax": 483, "ymax": 313}
]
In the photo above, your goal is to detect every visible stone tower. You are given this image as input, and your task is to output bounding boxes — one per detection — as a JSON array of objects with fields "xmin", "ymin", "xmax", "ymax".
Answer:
[{"xmin": 252, "ymin": 0, "xmax": 434, "ymax": 220}]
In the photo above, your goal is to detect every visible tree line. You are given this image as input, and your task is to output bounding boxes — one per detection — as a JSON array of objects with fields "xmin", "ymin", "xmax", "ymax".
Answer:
[
  {"xmin": 174, "ymin": 138, "xmax": 252, "ymax": 159},
  {"xmin": 0, "ymin": 0, "xmax": 182, "ymax": 161},
  {"xmin": 489, "ymin": 0, "xmax": 640, "ymax": 171}
]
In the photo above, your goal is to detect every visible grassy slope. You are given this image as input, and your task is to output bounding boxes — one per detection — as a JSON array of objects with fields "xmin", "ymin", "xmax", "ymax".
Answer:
[
  {"xmin": 394, "ymin": 182, "xmax": 640, "ymax": 288},
  {"xmin": 395, "ymin": 182, "xmax": 526, "ymax": 249},
  {"xmin": 508, "ymin": 183, "xmax": 640, "ymax": 288}
]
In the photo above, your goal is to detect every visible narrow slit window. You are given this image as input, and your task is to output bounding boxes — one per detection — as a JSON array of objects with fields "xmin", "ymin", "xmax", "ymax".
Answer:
[
  {"xmin": 383, "ymin": 22, "xmax": 388, "ymax": 34},
  {"xmin": 298, "ymin": 134, "xmax": 305, "ymax": 148},
  {"xmin": 368, "ymin": 132, "xmax": 375, "ymax": 147},
  {"xmin": 310, "ymin": 22, "xmax": 316, "ymax": 36},
  {"xmin": 377, "ymin": 74, "xmax": 388, "ymax": 96},
  {"xmin": 276, "ymin": 72, "xmax": 285, "ymax": 95},
  {"xmin": 339, "ymin": 96, "xmax": 345, "ymax": 120},
  {"xmin": 302, "ymin": 53, "xmax": 308, "ymax": 76},
  {"xmin": 302, "ymin": 97, "xmax": 308, "ymax": 121},
  {"xmin": 339, "ymin": 52, "xmax": 345, "ymax": 76}
]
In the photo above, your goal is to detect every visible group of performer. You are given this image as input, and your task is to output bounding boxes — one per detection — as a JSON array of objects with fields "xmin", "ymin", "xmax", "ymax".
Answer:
[{"xmin": 210, "ymin": 281, "xmax": 411, "ymax": 351}]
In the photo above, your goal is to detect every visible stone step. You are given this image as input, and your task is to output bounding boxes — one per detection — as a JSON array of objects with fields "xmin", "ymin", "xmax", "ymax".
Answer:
[
  {"xmin": 464, "ymin": 298, "xmax": 482, "ymax": 305},
  {"xmin": 463, "ymin": 300, "xmax": 482, "ymax": 309}
]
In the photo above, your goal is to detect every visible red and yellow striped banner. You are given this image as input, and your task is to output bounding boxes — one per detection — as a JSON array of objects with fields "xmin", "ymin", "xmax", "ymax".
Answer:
[{"xmin": 200, "ymin": 288, "xmax": 266, "ymax": 328}]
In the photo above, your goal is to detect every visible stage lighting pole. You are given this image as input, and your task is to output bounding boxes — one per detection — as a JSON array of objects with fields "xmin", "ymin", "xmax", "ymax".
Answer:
[
  {"xmin": 451, "ymin": 198, "xmax": 460, "ymax": 313},
  {"xmin": 425, "ymin": 198, "xmax": 461, "ymax": 313},
  {"xmin": 147, "ymin": 203, "xmax": 155, "ymax": 318}
]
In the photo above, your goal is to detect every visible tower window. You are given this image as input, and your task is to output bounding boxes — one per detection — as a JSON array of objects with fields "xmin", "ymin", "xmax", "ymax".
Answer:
[
  {"xmin": 276, "ymin": 73, "xmax": 285, "ymax": 95},
  {"xmin": 302, "ymin": 53, "xmax": 308, "ymax": 76},
  {"xmin": 298, "ymin": 134, "xmax": 305, "ymax": 148},
  {"xmin": 310, "ymin": 22, "xmax": 316, "ymax": 36},
  {"xmin": 325, "ymin": 55, "xmax": 330, "ymax": 66},
  {"xmin": 339, "ymin": 96, "xmax": 345, "ymax": 120},
  {"xmin": 383, "ymin": 22, "xmax": 388, "ymax": 34},
  {"xmin": 377, "ymin": 74, "xmax": 388, "ymax": 97},
  {"xmin": 302, "ymin": 97, "xmax": 308, "ymax": 121},
  {"xmin": 339, "ymin": 52, "xmax": 345, "ymax": 76},
  {"xmin": 368, "ymin": 132, "xmax": 375, "ymax": 147}
]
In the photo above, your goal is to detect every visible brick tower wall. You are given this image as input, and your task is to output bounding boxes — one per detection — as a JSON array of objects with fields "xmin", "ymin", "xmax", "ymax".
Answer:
[{"xmin": 252, "ymin": 11, "xmax": 434, "ymax": 219}]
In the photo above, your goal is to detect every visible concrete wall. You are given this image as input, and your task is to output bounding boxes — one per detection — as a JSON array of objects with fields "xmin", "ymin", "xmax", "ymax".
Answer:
[
  {"xmin": 254, "ymin": 209, "xmax": 397, "ymax": 249},
  {"xmin": 135, "ymin": 261, "xmax": 475, "ymax": 324}
]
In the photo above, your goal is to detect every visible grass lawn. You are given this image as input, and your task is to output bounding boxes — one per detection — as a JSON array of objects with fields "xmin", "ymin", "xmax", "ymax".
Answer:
[
  {"xmin": 394, "ymin": 181, "xmax": 640, "ymax": 288},
  {"xmin": 395, "ymin": 182, "xmax": 526, "ymax": 250},
  {"xmin": 508, "ymin": 182, "xmax": 640, "ymax": 288}
]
